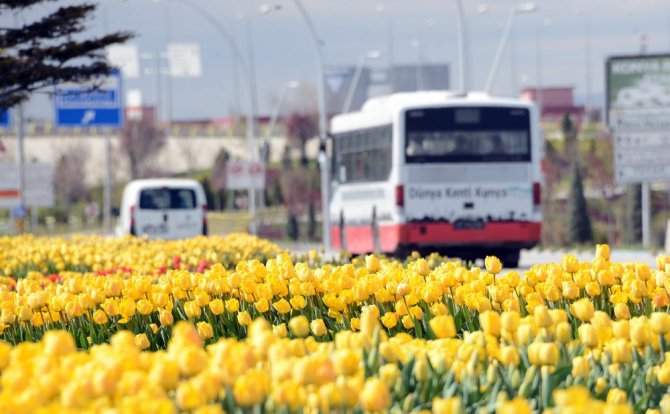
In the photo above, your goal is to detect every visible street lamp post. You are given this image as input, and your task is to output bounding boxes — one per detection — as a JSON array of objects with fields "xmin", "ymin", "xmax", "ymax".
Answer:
[
  {"xmin": 342, "ymin": 50, "xmax": 382, "ymax": 113},
  {"xmin": 536, "ymin": 18, "xmax": 552, "ymax": 121},
  {"xmin": 573, "ymin": 7, "xmax": 592, "ymax": 117},
  {"xmin": 166, "ymin": 0, "xmax": 258, "ymax": 233},
  {"xmin": 454, "ymin": 0, "xmax": 469, "ymax": 92},
  {"xmin": 484, "ymin": 2, "xmax": 538, "ymax": 94},
  {"xmin": 139, "ymin": 51, "xmax": 168, "ymax": 123},
  {"xmin": 238, "ymin": 4, "xmax": 281, "ymax": 220},
  {"xmin": 410, "ymin": 39, "xmax": 424, "ymax": 90},
  {"xmin": 291, "ymin": 0, "xmax": 331, "ymax": 249}
]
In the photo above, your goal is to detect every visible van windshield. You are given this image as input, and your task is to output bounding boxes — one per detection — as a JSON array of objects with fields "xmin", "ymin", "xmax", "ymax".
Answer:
[{"xmin": 139, "ymin": 188, "xmax": 197, "ymax": 210}]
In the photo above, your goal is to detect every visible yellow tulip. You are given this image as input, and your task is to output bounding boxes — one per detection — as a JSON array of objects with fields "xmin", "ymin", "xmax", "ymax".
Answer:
[
  {"xmin": 609, "ymin": 339, "xmax": 632, "ymax": 364},
  {"xmin": 636, "ymin": 263, "xmax": 651, "ymax": 281},
  {"xmin": 533, "ymin": 305, "xmax": 553, "ymax": 328},
  {"xmin": 606, "ymin": 389, "xmax": 627, "ymax": 405},
  {"xmin": 272, "ymin": 323, "xmax": 288, "ymax": 338},
  {"xmin": 365, "ymin": 255, "xmax": 381, "ymax": 273},
  {"xmin": 333, "ymin": 349, "xmax": 360, "ymax": 377},
  {"xmin": 553, "ymin": 386, "xmax": 590, "ymax": 407},
  {"xmin": 585, "ymin": 281, "xmax": 601, "ymax": 297},
  {"xmin": 571, "ymin": 357, "xmax": 589, "ymax": 378},
  {"xmin": 359, "ymin": 378, "xmax": 391, "ymax": 412},
  {"xmin": 570, "ymin": 298, "xmax": 595, "ymax": 322},
  {"xmin": 176, "ymin": 379, "xmax": 207, "ymax": 410},
  {"xmin": 92, "ymin": 309, "xmax": 108, "ymax": 325},
  {"xmin": 429, "ymin": 315, "xmax": 456, "ymax": 339},
  {"xmin": 378, "ymin": 363, "xmax": 401, "ymax": 390},
  {"xmin": 237, "ymin": 311, "xmax": 252, "ymax": 327},
  {"xmin": 657, "ymin": 363, "xmax": 670, "ymax": 385},
  {"xmin": 208, "ymin": 299, "xmax": 224, "ymax": 315},
  {"xmin": 578, "ymin": 323, "xmax": 598, "ymax": 348},
  {"xmin": 254, "ymin": 298, "xmax": 270, "ymax": 313},
  {"xmin": 595, "ymin": 377, "xmax": 608, "ymax": 395},
  {"xmin": 310, "ymin": 319, "xmax": 327, "ymax": 337},
  {"xmin": 159, "ymin": 309, "xmax": 174, "ymax": 326},
  {"xmin": 136, "ymin": 299, "xmax": 153, "ymax": 316},
  {"xmin": 499, "ymin": 346, "xmax": 520, "ymax": 366},
  {"xmin": 184, "ymin": 301, "xmax": 202, "ymax": 319},
  {"xmin": 225, "ymin": 298, "xmax": 240, "ymax": 313},
  {"xmin": 485, "ymin": 256, "xmax": 502, "ymax": 275},
  {"xmin": 135, "ymin": 333, "xmax": 150, "ymax": 350},
  {"xmin": 556, "ymin": 322, "xmax": 572, "ymax": 344},
  {"xmin": 381, "ymin": 312, "xmax": 398, "ymax": 329},
  {"xmin": 196, "ymin": 321, "xmax": 214, "ymax": 340},
  {"xmin": 290, "ymin": 295, "xmax": 306, "ymax": 310},
  {"xmin": 614, "ymin": 303, "xmax": 631, "ymax": 320},
  {"xmin": 272, "ymin": 299, "xmax": 291, "ymax": 314},
  {"xmin": 432, "ymin": 397, "xmax": 463, "ymax": 414},
  {"xmin": 497, "ymin": 397, "xmax": 532, "ymax": 414},
  {"xmin": 539, "ymin": 342, "xmax": 559, "ymax": 366},
  {"xmin": 660, "ymin": 393, "xmax": 670, "ymax": 414},
  {"xmin": 595, "ymin": 244, "xmax": 610, "ymax": 260},
  {"xmin": 479, "ymin": 311, "xmax": 501, "ymax": 337},
  {"xmin": 43, "ymin": 330, "xmax": 76, "ymax": 356},
  {"xmin": 561, "ymin": 254, "xmax": 579, "ymax": 273},
  {"xmin": 598, "ymin": 269, "xmax": 615, "ymax": 286},
  {"xmin": 289, "ymin": 315, "xmax": 310, "ymax": 337},
  {"xmin": 651, "ymin": 312, "xmax": 670, "ymax": 334}
]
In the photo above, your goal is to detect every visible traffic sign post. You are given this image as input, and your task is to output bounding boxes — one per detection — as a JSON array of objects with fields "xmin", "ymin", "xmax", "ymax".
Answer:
[
  {"xmin": 55, "ymin": 70, "xmax": 124, "ymax": 128},
  {"xmin": 0, "ymin": 162, "xmax": 55, "ymax": 208},
  {"xmin": 606, "ymin": 54, "xmax": 670, "ymax": 247},
  {"xmin": 225, "ymin": 160, "xmax": 266, "ymax": 190},
  {"xmin": 55, "ymin": 70, "xmax": 124, "ymax": 234},
  {"xmin": 0, "ymin": 110, "xmax": 10, "ymax": 127}
]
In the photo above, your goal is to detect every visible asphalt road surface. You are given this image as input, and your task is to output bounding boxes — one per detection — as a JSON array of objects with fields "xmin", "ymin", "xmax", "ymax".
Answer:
[{"xmin": 282, "ymin": 243, "xmax": 662, "ymax": 270}]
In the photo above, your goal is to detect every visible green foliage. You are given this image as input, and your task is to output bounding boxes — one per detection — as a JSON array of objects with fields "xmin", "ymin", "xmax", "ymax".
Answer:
[{"xmin": 566, "ymin": 161, "xmax": 593, "ymax": 244}]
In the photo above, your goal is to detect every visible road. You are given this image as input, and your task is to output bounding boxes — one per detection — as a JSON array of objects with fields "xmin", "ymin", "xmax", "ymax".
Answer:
[{"xmin": 281, "ymin": 242, "xmax": 663, "ymax": 269}]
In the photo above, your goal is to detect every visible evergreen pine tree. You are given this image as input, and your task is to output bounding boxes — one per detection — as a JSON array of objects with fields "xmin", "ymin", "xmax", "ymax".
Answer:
[
  {"xmin": 566, "ymin": 161, "xmax": 593, "ymax": 244},
  {"xmin": 0, "ymin": 1, "xmax": 133, "ymax": 108},
  {"xmin": 624, "ymin": 184, "xmax": 643, "ymax": 245}
]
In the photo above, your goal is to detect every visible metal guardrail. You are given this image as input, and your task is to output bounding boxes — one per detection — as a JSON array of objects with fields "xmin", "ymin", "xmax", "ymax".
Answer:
[{"xmin": 0, "ymin": 123, "xmax": 287, "ymax": 138}]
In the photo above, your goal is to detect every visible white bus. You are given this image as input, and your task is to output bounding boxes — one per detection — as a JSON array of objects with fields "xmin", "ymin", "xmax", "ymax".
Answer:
[{"xmin": 329, "ymin": 91, "xmax": 542, "ymax": 267}]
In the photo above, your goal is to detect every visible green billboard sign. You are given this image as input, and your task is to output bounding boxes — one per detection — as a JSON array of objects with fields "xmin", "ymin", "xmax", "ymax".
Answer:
[{"xmin": 606, "ymin": 54, "xmax": 670, "ymax": 183}]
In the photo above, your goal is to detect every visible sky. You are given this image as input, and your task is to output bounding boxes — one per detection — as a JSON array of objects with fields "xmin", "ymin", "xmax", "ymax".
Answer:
[{"xmin": 13, "ymin": 0, "xmax": 670, "ymax": 122}]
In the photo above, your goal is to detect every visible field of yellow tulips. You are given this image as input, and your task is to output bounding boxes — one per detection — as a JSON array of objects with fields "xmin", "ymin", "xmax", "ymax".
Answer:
[{"xmin": 0, "ymin": 235, "xmax": 670, "ymax": 413}]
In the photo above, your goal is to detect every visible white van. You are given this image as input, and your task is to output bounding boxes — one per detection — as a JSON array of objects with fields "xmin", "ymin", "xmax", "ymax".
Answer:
[{"xmin": 116, "ymin": 178, "xmax": 208, "ymax": 239}]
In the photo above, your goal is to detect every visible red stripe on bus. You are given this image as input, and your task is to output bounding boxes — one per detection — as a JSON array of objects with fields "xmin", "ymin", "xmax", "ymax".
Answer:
[
  {"xmin": 331, "ymin": 222, "xmax": 541, "ymax": 254},
  {"xmin": 403, "ymin": 222, "xmax": 541, "ymax": 244}
]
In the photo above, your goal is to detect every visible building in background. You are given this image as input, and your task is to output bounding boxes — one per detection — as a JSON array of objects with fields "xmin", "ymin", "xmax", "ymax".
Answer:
[
  {"xmin": 388, "ymin": 64, "xmax": 450, "ymax": 94},
  {"xmin": 520, "ymin": 87, "xmax": 589, "ymax": 124}
]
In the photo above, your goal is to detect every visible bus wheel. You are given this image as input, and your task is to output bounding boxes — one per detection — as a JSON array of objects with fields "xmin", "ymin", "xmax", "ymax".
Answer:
[
  {"xmin": 502, "ymin": 250, "xmax": 520, "ymax": 269},
  {"xmin": 393, "ymin": 246, "xmax": 411, "ymax": 261}
]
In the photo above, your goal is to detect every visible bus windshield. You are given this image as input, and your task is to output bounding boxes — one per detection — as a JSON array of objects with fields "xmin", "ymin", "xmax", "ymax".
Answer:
[{"xmin": 405, "ymin": 106, "xmax": 531, "ymax": 163}]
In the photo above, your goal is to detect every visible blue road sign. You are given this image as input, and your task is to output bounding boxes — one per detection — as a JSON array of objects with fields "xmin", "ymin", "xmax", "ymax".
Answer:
[
  {"xmin": 55, "ymin": 70, "xmax": 123, "ymax": 128},
  {"xmin": 0, "ymin": 110, "xmax": 9, "ymax": 127}
]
